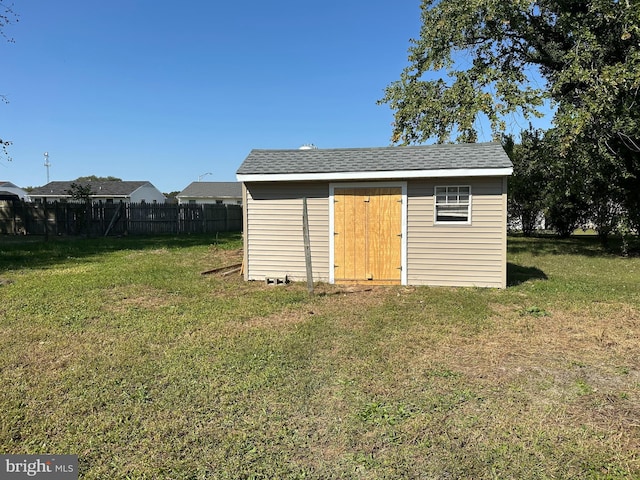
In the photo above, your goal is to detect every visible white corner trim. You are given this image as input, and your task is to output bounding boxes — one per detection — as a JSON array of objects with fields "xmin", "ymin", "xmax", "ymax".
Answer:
[{"xmin": 237, "ymin": 167, "xmax": 512, "ymax": 183}]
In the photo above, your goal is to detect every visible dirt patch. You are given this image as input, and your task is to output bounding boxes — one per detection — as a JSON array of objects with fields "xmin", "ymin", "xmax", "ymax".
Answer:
[
  {"xmin": 101, "ymin": 285, "xmax": 175, "ymax": 313},
  {"xmin": 201, "ymin": 247, "xmax": 244, "ymax": 272},
  {"xmin": 232, "ymin": 308, "xmax": 314, "ymax": 332},
  {"xmin": 218, "ymin": 284, "xmax": 396, "ymax": 338}
]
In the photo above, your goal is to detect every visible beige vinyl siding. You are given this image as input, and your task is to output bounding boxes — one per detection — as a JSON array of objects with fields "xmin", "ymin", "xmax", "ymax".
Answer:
[
  {"xmin": 407, "ymin": 177, "xmax": 507, "ymax": 288},
  {"xmin": 244, "ymin": 182, "xmax": 330, "ymax": 282},
  {"xmin": 243, "ymin": 175, "xmax": 508, "ymax": 288}
]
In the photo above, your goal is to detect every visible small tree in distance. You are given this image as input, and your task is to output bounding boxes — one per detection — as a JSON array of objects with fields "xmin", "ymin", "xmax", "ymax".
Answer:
[
  {"xmin": 74, "ymin": 176, "xmax": 122, "ymax": 182},
  {"xmin": 503, "ymin": 130, "xmax": 548, "ymax": 236},
  {"xmin": 66, "ymin": 182, "xmax": 95, "ymax": 235}
]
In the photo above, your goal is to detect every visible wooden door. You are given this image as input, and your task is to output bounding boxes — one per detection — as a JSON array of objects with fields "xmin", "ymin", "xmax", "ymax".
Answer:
[{"xmin": 334, "ymin": 187, "xmax": 402, "ymax": 285}]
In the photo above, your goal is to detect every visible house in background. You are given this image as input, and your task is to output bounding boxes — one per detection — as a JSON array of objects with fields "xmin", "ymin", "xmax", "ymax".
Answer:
[
  {"xmin": 176, "ymin": 182, "xmax": 242, "ymax": 205},
  {"xmin": 29, "ymin": 181, "xmax": 166, "ymax": 204},
  {"xmin": 236, "ymin": 143, "xmax": 513, "ymax": 288},
  {"xmin": 0, "ymin": 181, "xmax": 29, "ymax": 201}
]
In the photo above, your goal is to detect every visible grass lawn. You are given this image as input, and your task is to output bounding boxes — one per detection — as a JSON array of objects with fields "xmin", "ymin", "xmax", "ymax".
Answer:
[{"xmin": 0, "ymin": 233, "xmax": 638, "ymax": 479}]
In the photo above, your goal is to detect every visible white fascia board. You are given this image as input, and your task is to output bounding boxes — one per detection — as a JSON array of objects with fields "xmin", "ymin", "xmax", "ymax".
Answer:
[
  {"xmin": 237, "ymin": 167, "xmax": 513, "ymax": 183},
  {"xmin": 86, "ymin": 192, "xmax": 129, "ymax": 198}
]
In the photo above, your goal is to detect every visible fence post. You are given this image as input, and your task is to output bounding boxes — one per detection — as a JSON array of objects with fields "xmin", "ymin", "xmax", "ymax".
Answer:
[
  {"xmin": 44, "ymin": 198, "xmax": 50, "ymax": 240},
  {"xmin": 302, "ymin": 197, "xmax": 314, "ymax": 295}
]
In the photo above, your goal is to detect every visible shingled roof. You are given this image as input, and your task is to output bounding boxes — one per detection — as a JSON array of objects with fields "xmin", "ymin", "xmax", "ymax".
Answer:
[
  {"xmin": 29, "ymin": 181, "xmax": 152, "ymax": 197},
  {"xmin": 177, "ymin": 182, "xmax": 241, "ymax": 199},
  {"xmin": 236, "ymin": 143, "xmax": 513, "ymax": 182}
]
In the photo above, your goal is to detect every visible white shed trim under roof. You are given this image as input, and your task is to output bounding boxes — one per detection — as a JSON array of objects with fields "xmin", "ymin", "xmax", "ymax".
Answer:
[{"xmin": 236, "ymin": 167, "xmax": 513, "ymax": 183}]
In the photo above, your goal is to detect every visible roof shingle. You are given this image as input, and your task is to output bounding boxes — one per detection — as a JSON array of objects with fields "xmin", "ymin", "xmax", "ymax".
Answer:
[
  {"xmin": 177, "ymin": 182, "xmax": 241, "ymax": 198},
  {"xmin": 237, "ymin": 143, "xmax": 512, "ymax": 176},
  {"xmin": 29, "ymin": 181, "xmax": 151, "ymax": 197}
]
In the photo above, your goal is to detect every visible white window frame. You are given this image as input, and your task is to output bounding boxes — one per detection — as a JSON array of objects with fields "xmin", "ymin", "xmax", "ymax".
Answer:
[{"xmin": 434, "ymin": 185, "xmax": 471, "ymax": 225}]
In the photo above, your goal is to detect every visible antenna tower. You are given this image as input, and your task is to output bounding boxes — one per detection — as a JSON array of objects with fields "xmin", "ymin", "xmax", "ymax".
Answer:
[{"xmin": 44, "ymin": 152, "xmax": 51, "ymax": 183}]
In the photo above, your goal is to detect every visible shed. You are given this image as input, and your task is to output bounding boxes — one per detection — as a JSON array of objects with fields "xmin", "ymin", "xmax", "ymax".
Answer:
[{"xmin": 236, "ymin": 143, "xmax": 513, "ymax": 288}]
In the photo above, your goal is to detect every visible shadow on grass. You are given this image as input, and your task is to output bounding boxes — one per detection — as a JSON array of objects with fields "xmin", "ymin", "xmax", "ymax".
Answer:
[
  {"xmin": 507, "ymin": 233, "xmax": 625, "ymax": 258},
  {"xmin": 507, "ymin": 262, "xmax": 547, "ymax": 287},
  {"xmin": 0, "ymin": 232, "xmax": 242, "ymax": 272}
]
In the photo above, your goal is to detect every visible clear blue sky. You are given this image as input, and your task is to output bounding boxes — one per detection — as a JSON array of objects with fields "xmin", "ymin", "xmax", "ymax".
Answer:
[{"xmin": 1, "ymin": 1, "xmax": 547, "ymax": 194}]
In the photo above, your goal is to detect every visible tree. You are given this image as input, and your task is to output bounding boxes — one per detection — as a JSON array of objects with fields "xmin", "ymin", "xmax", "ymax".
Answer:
[
  {"xmin": 381, "ymin": 0, "xmax": 639, "ymax": 145},
  {"xmin": 1, "ymin": 1, "xmax": 18, "ymax": 162},
  {"xmin": 66, "ymin": 182, "xmax": 95, "ymax": 235},
  {"xmin": 503, "ymin": 130, "xmax": 548, "ymax": 236},
  {"xmin": 74, "ymin": 176, "xmax": 122, "ymax": 182},
  {"xmin": 380, "ymin": 0, "xmax": 549, "ymax": 144},
  {"xmin": 541, "ymin": 144, "xmax": 589, "ymax": 238},
  {"xmin": 0, "ymin": 1, "xmax": 17, "ymax": 43},
  {"xmin": 66, "ymin": 182, "xmax": 96, "ymax": 201},
  {"xmin": 380, "ymin": 0, "xmax": 640, "ymax": 233}
]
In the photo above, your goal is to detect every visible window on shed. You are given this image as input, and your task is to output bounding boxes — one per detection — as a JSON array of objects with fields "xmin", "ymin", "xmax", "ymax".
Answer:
[{"xmin": 435, "ymin": 186, "xmax": 471, "ymax": 223}]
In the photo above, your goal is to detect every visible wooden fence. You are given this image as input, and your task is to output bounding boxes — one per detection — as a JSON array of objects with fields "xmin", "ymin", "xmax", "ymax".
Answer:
[{"xmin": 0, "ymin": 200, "xmax": 243, "ymax": 236}]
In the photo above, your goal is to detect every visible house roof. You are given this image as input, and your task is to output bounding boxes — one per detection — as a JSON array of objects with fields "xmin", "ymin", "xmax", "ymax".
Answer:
[
  {"xmin": 177, "ymin": 181, "xmax": 242, "ymax": 199},
  {"xmin": 0, "ymin": 190, "xmax": 20, "ymax": 201},
  {"xmin": 236, "ymin": 143, "xmax": 513, "ymax": 182},
  {"xmin": 0, "ymin": 182, "xmax": 28, "ymax": 200},
  {"xmin": 29, "ymin": 181, "xmax": 154, "ymax": 197}
]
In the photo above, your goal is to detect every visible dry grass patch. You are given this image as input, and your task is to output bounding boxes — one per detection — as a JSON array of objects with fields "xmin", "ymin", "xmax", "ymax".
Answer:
[
  {"xmin": 231, "ymin": 307, "xmax": 314, "ymax": 332},
  {"xmin": 101, "ymin": 285, "xmax": 177, "ymax": 313}
]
